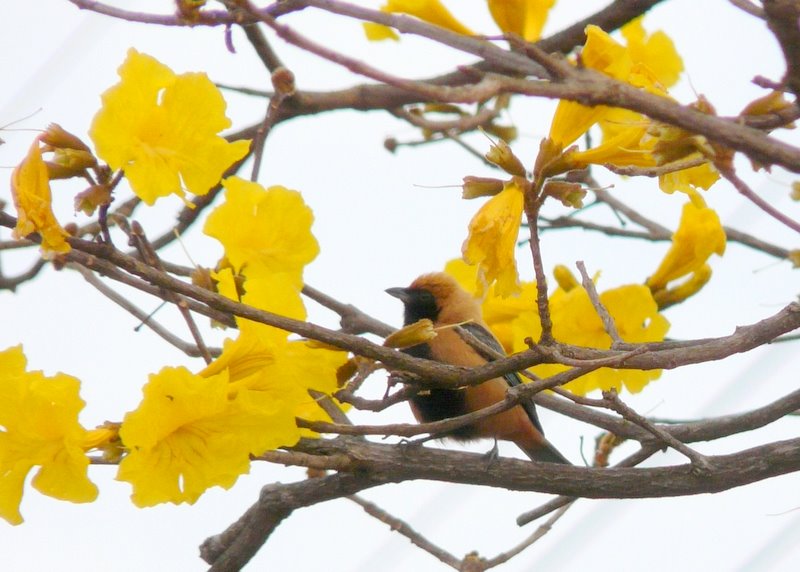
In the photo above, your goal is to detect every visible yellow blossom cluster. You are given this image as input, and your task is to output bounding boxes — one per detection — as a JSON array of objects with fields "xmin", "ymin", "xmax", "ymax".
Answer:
[
  {"xmin": 115, "ymin": 181, "xmax": 347, "ymax": 507},
  {"xmin": 9, "ymin": 49, "xmax": 250, "ymax": 257},
  {"xmin": 458, "ymin": 20, "xmax": 726, "ymax": 309},
  {"xmin": 3, "ymin": 50, "xmax": 345, "ymax": 519},
  {"xmin": 0, "ymin": 346, "xmax": 98, "ymax": 525}
]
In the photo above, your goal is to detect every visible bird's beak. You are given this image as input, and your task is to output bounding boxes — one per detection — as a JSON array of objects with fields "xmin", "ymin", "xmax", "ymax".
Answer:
[{"xmin": 385, "ymin": 287, "xmax": 412, "ymax": 303}]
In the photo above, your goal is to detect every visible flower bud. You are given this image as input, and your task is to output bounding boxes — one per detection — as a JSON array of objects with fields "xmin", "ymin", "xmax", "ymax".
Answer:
[
  {"xmin": 45, "ymin": 161, "xmax": 80, "ymax": 180},
  {"xmin": 553, "ymin": 265, "xmax": 579, "ymax": 292},
  {"xmin": 50, "ymin": 148, "xmax": 97, "ymax": 174},
  {"xmin": 791, "ymin": 182, "xmax": 800, "ymax": 201},
  {"xmin": 191, "ymin": 266, "xmax": 215, "ymax": 291},
  {"xmin": 74, "ymin": 184, "xmax": 112, "ymax": 216},
  {"xmin": 40, "ymin": 123, "xmax": 91, "ymax": 152},
  {"xmin": 462, "ymin": 176, "xmax": 504, "ymax": 199},
  {"xmin": 789, "ymin": 249, "xmax": 800, "ymax": 268},
  {"xmin": 740, "ymin": 90, "xmax": 795, "ymax": 124},
  {"xmin": 533, "ymin": 137, "xmax": 565, "ymax": 179},
  {"xmin": 652, "ymin": 265, "xmax": 712, "ymax": 309},
  {"xmin": 336, "ymin": 358, "xmax": 359, "ymax": 387},
  {"xmin": 485, "ymin": 139, "xmax": 526, "ymax": 177},
  {"xmin": 176, "ymin": 0, "xmax": 207, "ymax": 20},
  {"xmin": 271, "ymin": 67, "xmax": 296, "ymax": 97},
  {"xmin": 543, "ymin": 180, "xmax": 586, "ymax": 208},
  {"xmin": 384, "ymin": 137, "xmax": 398, "ymax": 153},
  {"xmin": 484, "ymin": 124, "xmax": 518, "ymax": 143}
]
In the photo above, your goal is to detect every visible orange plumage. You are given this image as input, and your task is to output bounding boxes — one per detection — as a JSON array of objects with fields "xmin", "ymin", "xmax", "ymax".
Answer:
[{"xmin": 387, "ymin": 273, "xmax": 569, "ymax": 464}]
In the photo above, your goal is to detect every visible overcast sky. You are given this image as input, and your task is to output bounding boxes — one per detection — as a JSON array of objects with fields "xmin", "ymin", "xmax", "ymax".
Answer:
[{"xmin": 2, "ymin": 1, "xmax": 800, "ymax": 570}]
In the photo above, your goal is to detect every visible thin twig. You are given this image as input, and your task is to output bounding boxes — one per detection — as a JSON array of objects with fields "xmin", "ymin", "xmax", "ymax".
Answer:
[
  {"xmin": 516, "ymin": 445, "xmax": 659, "ymax": 525},
  {"xmin": 348, "ymin": 495, "xmax": 462, "ymax": 569},
  {"xmin": 391, "ymin": 105, "xmax": 502, "ymax": 135},
  {"xmin": 299, "ymin": 356, "xmax": 643, "ymax": 440},
  {"xmin": 718, "ymin": 163, "xmax": 800, "ymax": 234},
  {"xmin": 70, "ymin": 263, "xmax": 221, "ymax": 358},
  {"xmin": 576, "ymin": 260, "xmax": 623, "ymax": 346},
  {"xmin": 126, "ymin": 221, "xmax": 214, "ymax": 363},
  {"xmin": 592, "ymin": 187, "xmax": 671, "ymax": 236},
  {"xmin": 729, "ymin": 0, "xmax": 766, "ymax": 18},
  {"xmin": 526, "ymin": 204, "xmax": 555, "ymax": 344},
  {"xmin": 308, "ymin": 389, "xmax": 352, "ymax": 425},
  {"xmin": 485, "ymin": 502, "xmax": 573, "ymax": 567},
  {"xmin": 335, "ymin": 359, "xmax": 385, "ymax": 408},
  {"xmin": 601, "ymin": 388, "xmax": 714, "ymax": 474},
  {"xmin": 603, "ymin": 155, "xmax": 707, "ymax": 177},
  {"xmin": 302, "ymin": 283, "xmax": 395, "ymax": 336},
  {"xmin": 0, "ymin": 258, "xmax": 47, "ymax": 291}
]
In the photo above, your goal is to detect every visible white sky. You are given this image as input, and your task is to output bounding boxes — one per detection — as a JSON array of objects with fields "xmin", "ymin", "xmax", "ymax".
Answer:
[{"xmin": 1, "ymin": 1, "xmax": 800, "ymax": 570}]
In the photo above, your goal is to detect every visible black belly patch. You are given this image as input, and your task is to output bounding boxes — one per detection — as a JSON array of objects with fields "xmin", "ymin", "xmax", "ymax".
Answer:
[
  {"xmin": 403, "ymin": 342, "xmax": 477, "ymax": 439},
  {"xmin": 411, "ymin": 388, "xmax": 476, "ymax": 439}
]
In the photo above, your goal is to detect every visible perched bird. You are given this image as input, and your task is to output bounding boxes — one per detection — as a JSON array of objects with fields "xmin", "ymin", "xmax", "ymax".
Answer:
[{"xmin": 387, "ymin": 272, "xmax": 569, "ymax": 464}]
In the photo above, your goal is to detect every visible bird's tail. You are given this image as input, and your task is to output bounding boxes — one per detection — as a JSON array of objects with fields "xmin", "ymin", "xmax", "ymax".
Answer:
[{"xmin": 519, "ymin": 437, "xmax": 572, "ymax": 465}]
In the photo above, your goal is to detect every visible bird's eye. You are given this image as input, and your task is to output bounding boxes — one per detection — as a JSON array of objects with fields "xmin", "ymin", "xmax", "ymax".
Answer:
[{"xmin": 404, "ymin": 289, "xmax": 439, "ymax": 322}]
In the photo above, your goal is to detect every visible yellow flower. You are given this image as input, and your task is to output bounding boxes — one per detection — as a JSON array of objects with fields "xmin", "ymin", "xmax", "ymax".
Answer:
[
  {"xmin": 549, "ymin": 25, "xmax": 631, "ymax": 147},
  {"xmin": 645, "ymin": 97, "xmax": 720, "ymax": 194},
  {"xmin": 378, "ymin": 0, "xmax": 473, "ymax": 36},
  {"xmin": 117, "ymin": 366, "xmax": 298, "ymax": 507},
  {"xmin": 555, "ymin": 283, "xmax": 668, "ymax": 394},
  {"xmin": 89, "ymin": 49, "xmax": 250, "ymax": 205},
  {"xmin": 647, "ymin": 192, "xmax": 726, "ymax": 302},
  {"xmin": 200, "ymin": 321, "xmax": 348, "ymax": 439},
  {"xmin": 259, "ymin": 339, "xmax": 349, "ymax": 436},
  {"xmin": 10, "ymin": 139, "xmax": 70, "ymax": 256},
  {"xmin": 563, "ymin": 122, "xmax": 654, "ymax": 170},
  {"xmin": 658, "ymin": 162, "xmax": 720, "ymax": 194},
  {"xmin": 205, "ymin": 265, "xmax": 349, "ymax": 438},
  {"xmin": 549, "ymin": 22, "xmax": 682, "ymax": 149},
  {"xmin": 0, "ymin": 346, "xmax": 97, "ymax": 525},
  {"xmin": 205, "ymin": 179, "xmax": 319, "ymax": 340},
  {"xmin": 488, "ymin": 0, "xmax": 555, "ymax": 41},
  {"xmin": 621, "ymin": 17, "xmax": 683, "ymax": 88},
  {"xmin": 512, "ymin": 279, "xmax": 669, "ymax": 395},
  {"xmin": 651, "ymin": 264, "xmax": 712, "ymax": 308},
  {"xmin": 367, "ymin": 0, "xmax": 556, "ymax": 42},
  {"xmin": 462, "ymin": 179, "xmax": 525, "ymax": 297},
  {"xmin": 204, "ymin": 178, "xmax": 319, "ymax": 281},
  {"xmin": 83, "ymin": 422, "xmax": 124, "ymax": 463}
]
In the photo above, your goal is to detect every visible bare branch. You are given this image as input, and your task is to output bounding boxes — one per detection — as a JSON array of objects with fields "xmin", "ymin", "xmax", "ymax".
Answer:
[
  {"xmin": 717, "ymin": 162, "xmax": 800, "ymax": 235},
  {"xmin": 576, "ymin": 260, "xmax": 622, "ymax": 346},
  {"xmin": 601, "ymin": 389, "xmax": 713, "ymax": 473},
  {"xmin": 730, "ymin": 0, "xmax": 766, "ymax": 18},
  {"xmin": 201, "ymin": 473, "xmax": 384, "ymax": 571},
  {"xmin": 485, "ymin": 503, "xmax": 572, "ymax": 567},
  {"xmin": 70, "ymin": 263, "xmax": 221, "ymax": 358},
  {"xmin": 349, "ymin": 495, "xmax": 462, "ymax": 569}
]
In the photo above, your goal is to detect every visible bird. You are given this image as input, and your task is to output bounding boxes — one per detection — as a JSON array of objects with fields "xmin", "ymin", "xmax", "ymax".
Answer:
[{"xmin": 386, "ymin": 272, "xmax": 569, "ymax": 464}]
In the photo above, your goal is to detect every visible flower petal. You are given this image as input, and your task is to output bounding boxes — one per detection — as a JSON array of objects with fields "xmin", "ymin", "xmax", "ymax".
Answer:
[
  {"xmin": 90, "ymin": 49, "xmax": 249, "ymax": 204},
  {"xmin": 10, "ymin": 140, "xmax": 70, "ymax": 256},
  {"xmin": 462, "ymin": 180, "xmax": 525, "ymax": 296}
]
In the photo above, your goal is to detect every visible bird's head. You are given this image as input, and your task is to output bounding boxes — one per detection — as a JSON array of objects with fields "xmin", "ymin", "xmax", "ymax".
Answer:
[{"xmin": 386, "ymin": 272, "xmax": 481, "ymax": 325}]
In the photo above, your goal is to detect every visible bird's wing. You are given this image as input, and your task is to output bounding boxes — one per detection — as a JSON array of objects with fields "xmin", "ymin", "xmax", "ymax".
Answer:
[{"xmin": 459, "ymin": 322, "xmax": 545, "ymax": 436}]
